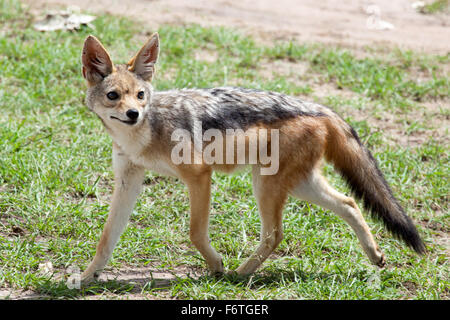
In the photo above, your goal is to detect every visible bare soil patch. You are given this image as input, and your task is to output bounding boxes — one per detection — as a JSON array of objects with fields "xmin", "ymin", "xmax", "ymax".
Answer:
[{"xmin": 24, "ymin": 0, "xmax": 450, "ymax": 54}]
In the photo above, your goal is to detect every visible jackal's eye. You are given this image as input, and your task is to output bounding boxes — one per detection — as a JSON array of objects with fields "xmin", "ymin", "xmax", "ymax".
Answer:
[
  {"xmin": 137, "ymin": 91, "xmax": 145, "ymax": 100},
  {"xmin": 106, "ymin": 91, "xmax": 119, "ymax": 100}
]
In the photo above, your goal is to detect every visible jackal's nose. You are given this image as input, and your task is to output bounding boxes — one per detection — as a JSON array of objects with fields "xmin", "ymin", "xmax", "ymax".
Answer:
[{"xmin": 126, "ymin": 109, "xmax": 139, "ymax": 120}]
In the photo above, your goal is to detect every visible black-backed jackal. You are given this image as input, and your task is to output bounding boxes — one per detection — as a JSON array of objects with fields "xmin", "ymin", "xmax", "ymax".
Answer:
[{"xmin": 80, "ymin": 33, "xmax": 425, "ymax": 283}]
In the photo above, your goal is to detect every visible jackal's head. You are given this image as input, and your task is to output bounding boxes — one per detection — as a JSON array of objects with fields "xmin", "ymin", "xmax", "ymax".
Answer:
[{"xmin": 81, "ymin": 34, "xmax": 159, "ymax": 127}]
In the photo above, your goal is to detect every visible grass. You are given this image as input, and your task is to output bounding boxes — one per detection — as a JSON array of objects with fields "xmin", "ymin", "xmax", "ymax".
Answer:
[
  {"xmin": 0, "ymin": 0, "xmax": 448, "ymax": 299},
  {"xmin": 419, "ymin": 0, "xmax": 449, "ymax": 14}
]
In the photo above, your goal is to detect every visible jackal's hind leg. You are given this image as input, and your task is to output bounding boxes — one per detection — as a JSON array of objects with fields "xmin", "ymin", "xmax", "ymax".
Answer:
[
  {"xmin": 235, "ymin": 169, "xmax": 287, "ymax": 276},
  {"xmin": 291, "ymin": 170, "xmax": 385, "ymax": 267}
]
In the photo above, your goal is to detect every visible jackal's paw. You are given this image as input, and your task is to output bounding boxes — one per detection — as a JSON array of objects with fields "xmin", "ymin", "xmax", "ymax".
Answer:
[
  {"xmin": 209, "ymin": 264, "xmax": 225, "ymax": 278},
  {"xmin": 208, "ymin": 259, "xmax": 225, "ymax": 275},
  {"xmin": 80, "ymin": 270, "xmax": 101, "ymax": 286},
  {"xmin": 375, "ymin": 253, "xmax": 386, "ymax": 268},
  {"xmin": 368, "ymin": 245, "xmax": 386, "ymax": 268},
  {"xmin": 210, "ymin": 270, "xmax": 225, "ymax": 278}
]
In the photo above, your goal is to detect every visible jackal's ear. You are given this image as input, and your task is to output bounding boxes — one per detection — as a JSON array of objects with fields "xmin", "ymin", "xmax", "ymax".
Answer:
[
  {"xmin": 82, "ymin": 35, "xmax": 114, "ymax": 84},
  {"xmin": 128, "ymin": 32, "xmax": 159, "ymax": 81}
]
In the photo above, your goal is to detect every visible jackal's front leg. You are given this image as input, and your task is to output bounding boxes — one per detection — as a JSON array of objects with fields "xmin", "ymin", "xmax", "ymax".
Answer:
[
  {"xmin": 183, "ymin": 171, "xmax": 224, "ymax": 274},
  {"xmin": 81, "ymin": 145, "xmax": 145, "ymax": 283}
]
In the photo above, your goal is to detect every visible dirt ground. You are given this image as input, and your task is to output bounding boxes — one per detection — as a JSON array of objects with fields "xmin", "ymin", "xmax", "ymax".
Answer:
[{"xmin": 24, "ymin": 0, "xmax": 450, "ymax": 54}]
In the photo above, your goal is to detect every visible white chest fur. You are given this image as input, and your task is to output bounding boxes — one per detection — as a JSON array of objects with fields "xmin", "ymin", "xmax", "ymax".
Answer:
[
  {"xmin": 112, "ymin": 137, "xmax": 178, "ymax": 178},
  {"xmin": 108, "ymin": 121, "xmax": 179, "ymax": 178}
]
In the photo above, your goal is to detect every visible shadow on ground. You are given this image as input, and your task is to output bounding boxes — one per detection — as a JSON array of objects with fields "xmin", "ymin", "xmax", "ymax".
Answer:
[{"xmin": 28, "ymin": 265, "xmax": 372, "ymax": 299}]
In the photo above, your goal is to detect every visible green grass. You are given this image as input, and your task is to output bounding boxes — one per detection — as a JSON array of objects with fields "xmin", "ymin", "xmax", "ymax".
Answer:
[
  {"xmin": 0, "ymin": 0, "xmax": 449, "ymax": 299},
  {"xmin": 419, "ymin": 0, "xmax": 449, "ymax": 14}
]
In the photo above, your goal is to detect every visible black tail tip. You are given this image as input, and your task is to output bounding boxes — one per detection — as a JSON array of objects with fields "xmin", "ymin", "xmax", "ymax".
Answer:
[
  {"xmin": 411, "ymin": 239, "xmax": 426, "ymax": 255},
  {"xmin": 401, "ymin": 229, "xmax": 426, "ymax": 255},
  {"xmin": 388, "ymin": 217, "xmax": 426, "ymax": 255}
]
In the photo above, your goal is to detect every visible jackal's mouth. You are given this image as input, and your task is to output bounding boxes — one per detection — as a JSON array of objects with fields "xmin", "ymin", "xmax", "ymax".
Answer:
[{"xmin": 110, "ymin": 116, "xmax": 137, "ymax": 125}]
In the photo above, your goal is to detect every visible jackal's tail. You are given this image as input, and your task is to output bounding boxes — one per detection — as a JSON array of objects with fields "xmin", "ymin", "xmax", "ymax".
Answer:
[{"xmin": 324, "ymin": 119, "xmax": 426, "ymax": 254}]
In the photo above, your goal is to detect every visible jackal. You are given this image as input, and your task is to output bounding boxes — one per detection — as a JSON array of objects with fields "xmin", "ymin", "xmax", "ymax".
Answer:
[{"xmin": 80, "ymin": 33, "xmax": 425, "ymax": 282}]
